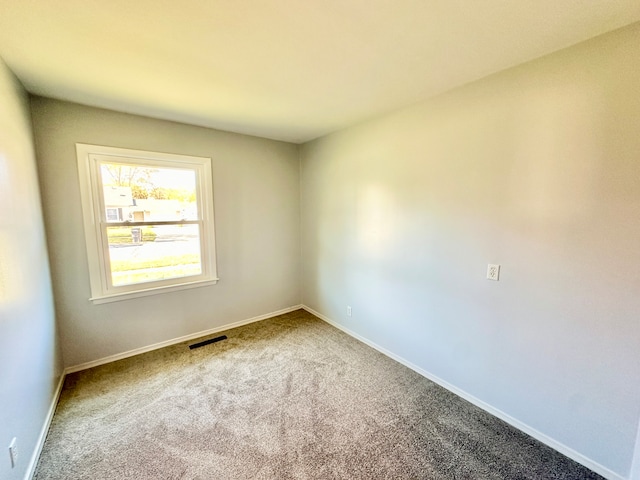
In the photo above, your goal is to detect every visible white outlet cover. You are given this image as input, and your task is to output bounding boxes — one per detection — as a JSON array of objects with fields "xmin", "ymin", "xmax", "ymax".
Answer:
[
  {"xmin": 8, "ymin": 437, "xmax": 17, "ymax": 468},
  {"xmin": 487, "ymin": 264, "xmax": 500, "ymax": 281}
]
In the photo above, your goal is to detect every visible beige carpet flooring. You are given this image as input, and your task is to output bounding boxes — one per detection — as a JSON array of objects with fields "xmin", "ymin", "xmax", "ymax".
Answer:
[{"xmin": 35, "ymin": 309, "xmax": 603, "ymax": 479}]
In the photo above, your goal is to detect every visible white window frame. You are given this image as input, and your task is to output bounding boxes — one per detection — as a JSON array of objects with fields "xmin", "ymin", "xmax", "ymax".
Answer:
[{"xmin": 76, "ymin": 143, "xmax": 218, "ymax": 304}]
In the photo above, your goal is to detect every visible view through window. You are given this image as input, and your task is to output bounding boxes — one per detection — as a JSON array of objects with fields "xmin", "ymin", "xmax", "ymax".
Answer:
[
  {"xmin": 101, "ymin": 162, "xmax": 202, "ymax": 286},
  {"xmin": 77, "ymin": 144, "xmax": 218, "ymax": 303}
]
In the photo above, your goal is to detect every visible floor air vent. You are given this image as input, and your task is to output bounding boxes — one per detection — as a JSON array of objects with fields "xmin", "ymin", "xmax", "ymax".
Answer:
[{"xmin": 189, "ymin": 335, "xmax": 227, "ymax": 350}]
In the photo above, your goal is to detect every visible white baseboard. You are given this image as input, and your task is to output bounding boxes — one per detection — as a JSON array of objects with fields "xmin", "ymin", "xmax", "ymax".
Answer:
[
  {"xmin": 25, "ymin": 372, "xmax": 65, "ymax": 480},
  {"xmin": 65, "ymin": 305, "xmax": 303, "ymax": 374},
  {"xmin": 302, "ymin": 305, "xmax": 625, "ymax": 480},
  {"xmin": 29, "ymin": 306, "xmax": 303, "ymax": 478}
]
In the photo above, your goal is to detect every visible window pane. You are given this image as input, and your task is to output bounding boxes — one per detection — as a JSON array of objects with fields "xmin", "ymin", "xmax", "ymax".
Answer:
[
  {"xmin": 105, "ymin": 208, "xmax": 121, "ymax": 222},
  {"xmin": 100, "ymin": 163, "xmax": 198, "ymax": 222},
  {"xmin": 107, "ymin": 224, "xmax": 202, "ymax": 286}
]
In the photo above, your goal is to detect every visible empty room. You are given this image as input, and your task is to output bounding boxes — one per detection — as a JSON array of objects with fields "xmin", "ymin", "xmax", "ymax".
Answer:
[{"xmin": 1, "ymin": 1, "xmax": 639, "ymax": 479}]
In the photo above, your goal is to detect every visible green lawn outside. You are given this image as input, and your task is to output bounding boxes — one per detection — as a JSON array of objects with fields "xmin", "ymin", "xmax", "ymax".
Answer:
[
  {"xmin": 107, "ymin": 227, "xmax": 157, "ymax": 244},
  {"xmin": 110, "ymin": 253, "xmax": 201, "ymax": 272}
]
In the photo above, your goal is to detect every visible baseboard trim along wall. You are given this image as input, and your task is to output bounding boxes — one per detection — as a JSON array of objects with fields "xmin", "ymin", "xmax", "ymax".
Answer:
[
  {"xmin": 301, "ymin": 305, "xmax": 625, "ymax": 480},
  {"xmin": 35, "ymin": 304, "xmax": 625, "ymax": 480},
  {"xmin": 64, "ymin": 305, "xmax": 303, "ymax": 374},
  {"xmin": 25, "ymin": 373, "xmax": 65, "ymax": 480},
  {"xmin": 32, "ymin": 305, "xmax": 302, "ymax": 479}
]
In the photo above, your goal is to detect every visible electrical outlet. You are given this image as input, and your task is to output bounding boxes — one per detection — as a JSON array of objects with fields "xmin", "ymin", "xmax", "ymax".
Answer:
[
  {"xmin": 487, "ymin": 264, "xmax": 500, "ymax": 281},
  {"xmin": 8, "ymin": 437, "xmax": 17, "ymax": 468},
  {"xmin": 346, "ymin": 306, "xmax": 352, "ymax": 317}
]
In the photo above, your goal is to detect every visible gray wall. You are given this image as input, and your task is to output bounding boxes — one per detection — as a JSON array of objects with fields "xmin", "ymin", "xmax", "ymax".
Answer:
[
  {"xmin": 300, "ymin": 23, "xmax": 640, "ymax": 478},
  {"xmin": 0, "ymin": 59, "xmax": 61, "ymax": 479},
  {"xmin": 31, "ymin": 98, "xmax": 301, "ymax": 368}
]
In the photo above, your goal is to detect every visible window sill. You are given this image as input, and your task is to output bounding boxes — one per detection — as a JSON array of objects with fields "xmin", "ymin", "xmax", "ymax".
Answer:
[{"xmin": 90, "ymin": 278, "xmax": 219, "ymax": 304}]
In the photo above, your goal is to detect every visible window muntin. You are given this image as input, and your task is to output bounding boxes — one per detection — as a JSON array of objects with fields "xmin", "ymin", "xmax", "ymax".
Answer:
[{"xmin": 76, "ymin": 144, "xmax": 218, "ymax": 303}]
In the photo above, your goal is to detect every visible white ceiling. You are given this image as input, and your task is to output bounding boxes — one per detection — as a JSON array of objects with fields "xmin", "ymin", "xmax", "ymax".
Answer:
[{"xmin": 0, "ymin": 1, "xmax": 639, "ymax": 143}]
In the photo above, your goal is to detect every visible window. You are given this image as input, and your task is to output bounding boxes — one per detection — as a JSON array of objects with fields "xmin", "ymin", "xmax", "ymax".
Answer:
[
  {"xmin": 76, "ymin": 144, "xmax": 218, "ymax": 304},
  {"xmin": 105, "ymin": 207, "xmax": 121, "ymax": 222}
]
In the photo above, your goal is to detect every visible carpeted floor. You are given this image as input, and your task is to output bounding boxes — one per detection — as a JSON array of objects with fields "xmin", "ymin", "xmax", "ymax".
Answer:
[{"xmin": 35, "ymin": 309, "xmax": 602, "ymax": 479}]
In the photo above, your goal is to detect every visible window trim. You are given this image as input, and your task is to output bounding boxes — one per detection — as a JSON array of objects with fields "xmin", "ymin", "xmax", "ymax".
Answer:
[{"xmin": 76, "ymin": 143, "xmax": 218, "ymax": 304}]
